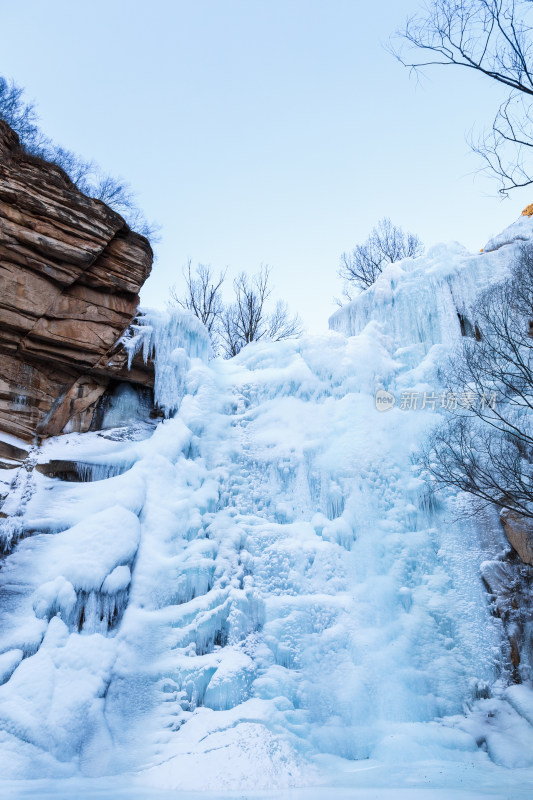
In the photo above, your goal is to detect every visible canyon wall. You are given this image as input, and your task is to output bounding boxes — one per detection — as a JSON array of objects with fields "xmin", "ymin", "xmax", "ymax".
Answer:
[{"xmin": 0, "ymin": 119, "xmax": 153, "ymax": 442}]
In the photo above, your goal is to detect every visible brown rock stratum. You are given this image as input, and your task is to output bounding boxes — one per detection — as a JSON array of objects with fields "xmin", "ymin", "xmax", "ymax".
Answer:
[
  {"xmin": 501, "ymin": 509, "xmax": 533, "ymax": 566},
  {"xmin": 0, "ymin": 119, "xmax": 153, "ymax": 441}
]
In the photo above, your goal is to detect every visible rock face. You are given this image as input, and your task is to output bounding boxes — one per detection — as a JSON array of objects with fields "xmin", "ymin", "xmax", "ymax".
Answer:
[
  {"xmin": 501, "ymin": 510, "xmax": 533, "ymax": 566},
  {"xmin": 0, "ymin": 119, "xmax": 154, "ymax": 441},
  {"xmin": 481, "ymin": 554, "xmax": 533, "ymax": 682}
]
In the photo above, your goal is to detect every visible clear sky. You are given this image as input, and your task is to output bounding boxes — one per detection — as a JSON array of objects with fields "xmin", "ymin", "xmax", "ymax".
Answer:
[{"xmin": 1, "ymin": 0, "xmax": 530, "ymax": 333}]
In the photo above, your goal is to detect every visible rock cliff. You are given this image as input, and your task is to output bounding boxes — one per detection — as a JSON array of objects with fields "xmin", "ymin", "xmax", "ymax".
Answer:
[
  {"xmin": 501, "ymin": 509, "xmax": 533, "ymax": 566},
  {"xmin": 0, "ymin": 119, "xmax": 153, "ymax": 442}
]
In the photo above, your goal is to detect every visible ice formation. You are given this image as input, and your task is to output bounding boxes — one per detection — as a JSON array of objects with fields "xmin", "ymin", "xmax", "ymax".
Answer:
[
  {"xmin": 123, "ymin": 307, "xmax": 212, "ymax": 415},
  {"xmin": 0, "ymin": 219, "xmax": 533, "ymax": 797},
  {"xmin": 98, "ymin": 383, "xmax": 154, "ymax": 431}
]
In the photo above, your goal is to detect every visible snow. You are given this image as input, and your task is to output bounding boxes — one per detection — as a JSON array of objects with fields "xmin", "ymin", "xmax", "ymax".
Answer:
[
  {"xmin": 0, "ymin": 431, "xmax": 30, "ymax": 450},
  {"xmin": 504, "ymin": 683, "xmax": 533, "ymax": 726},
  {"xmin": 32, "ymin": 506, "xmax": 140, "ymax": 594},
  {"xmin": 0, "ymin": 219, "xmax": 533, "ymax": 795}
]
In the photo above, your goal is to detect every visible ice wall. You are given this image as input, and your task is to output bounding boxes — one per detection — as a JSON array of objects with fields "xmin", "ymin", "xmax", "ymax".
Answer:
[
  {"xmin": 0, "ymin": 218, "xmax": 532, "ymax": 794},
  {"xmin": 329, "ymin": 218, "xmax": 533, "ymax": 366},
  {"xmin": 123, "ymin": 307, "xmax": 211, "ymax": 415}
]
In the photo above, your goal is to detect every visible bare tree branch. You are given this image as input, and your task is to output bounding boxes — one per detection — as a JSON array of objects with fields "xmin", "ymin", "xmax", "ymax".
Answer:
[
  {"xmin": 219, "ymin": 266, "xmax": 303, "ymax": 358},
  {"xmin": 392, "ymin": 0, "xmax": 533, "ymax": 194},
  {"xmin": 0, "ymin": 75, "xmax": 158, "ymax": 239},
  {"xmin": 424, "ymin": 243, "xmax": 533, "ymax": 518},
  {"xmin": 339, "ymin": 218, "xmax": 423, "ymax": 299},
  {"xmin": 169, "ymin": 262, "xmax": 226, "ymax": 354}
]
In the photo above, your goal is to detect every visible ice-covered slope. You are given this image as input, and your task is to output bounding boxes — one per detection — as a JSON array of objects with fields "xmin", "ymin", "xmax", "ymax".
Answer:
[
  {"xmin": 330, "ymin": 217, "xmax": 533, "ymax": 356},
  {"xmin": 0, "ymin": 220, "xmax": 533, "ymax": 797}
]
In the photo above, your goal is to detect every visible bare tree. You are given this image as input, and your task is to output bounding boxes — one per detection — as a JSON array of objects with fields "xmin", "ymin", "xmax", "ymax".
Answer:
[
  {"xmin": 220, "ymin": 304, "xmax": 243, "ymax": 359},
  {"xmin": 339, "ymin": 217, "xmax": 423, "ymax": 299},
  {"xmin": 267, "ymin": 299, "xmax": 304, "ymax": 341},
  {"xmin": 0, "ymin": 75, "xmax": 158, "ymax": 239},
  {"xmin": 424, "ymin": 243, "xmax": 533, "ymax": 518},
  {"xmin": 0, "ymin": 77, "xmax": 43, "ymax": 150},
  {"xmin": 232, "ymin": 268, "xmax": 271, "ymax": 347},
  {"xmin": 219, "ymin": 266, "xmax": 303, "ymax": 358},
  {"xmin": 169, "ymin": 261, "xmax": 226, "ymax": 343},
  {"xmin": 393, "ymin": 0, "xmax": 533, "ymax": 195}
]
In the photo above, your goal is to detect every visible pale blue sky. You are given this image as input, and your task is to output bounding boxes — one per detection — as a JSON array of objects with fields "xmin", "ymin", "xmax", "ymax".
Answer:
[{"xmin": 1, "ymin": 0, "xmax": 529, "ymax": 332}]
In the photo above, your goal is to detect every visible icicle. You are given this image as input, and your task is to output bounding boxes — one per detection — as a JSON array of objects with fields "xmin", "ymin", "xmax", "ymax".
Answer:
[
  {"xmin": 100, "ymin": 383, "xmax": 153, "ymax": 429},
  {"xmin": 328, "ymin": 238, "xmax": 522, "ymax": 362},
  {"xmin": 33, "ymin": 570, "xmax": 132, "ymax": 635},
  {"xmin": 0, "ymin": 517, "xmax": 23, "ymax": 554},
  {"xmin": 124, "ymin": 308, "xmax": 211, "ymax": 416},
  {"xmin": 74, "ymin": 461, "xmax": 133, "ymax": 482}
]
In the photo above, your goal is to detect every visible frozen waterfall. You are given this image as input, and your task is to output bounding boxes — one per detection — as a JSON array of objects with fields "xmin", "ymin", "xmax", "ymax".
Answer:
[{"xmin": 0, "ymin": 221, "xmax": 532, "ymax": 798}]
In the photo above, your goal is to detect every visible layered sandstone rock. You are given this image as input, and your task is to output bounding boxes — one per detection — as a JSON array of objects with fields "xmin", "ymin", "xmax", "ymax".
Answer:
[
  {"xmin": 501, "ymin": 509, "xmax": 533, "ymax": 566},
  {"xmin": 0, "ymin": 119, "xmax": 154, "ymax": 441}
]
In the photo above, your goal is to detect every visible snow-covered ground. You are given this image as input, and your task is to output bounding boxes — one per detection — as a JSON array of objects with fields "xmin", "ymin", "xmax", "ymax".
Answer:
[{"xmin": 0, "ymin": 219, "xmax": 533, "ymax": 797}]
